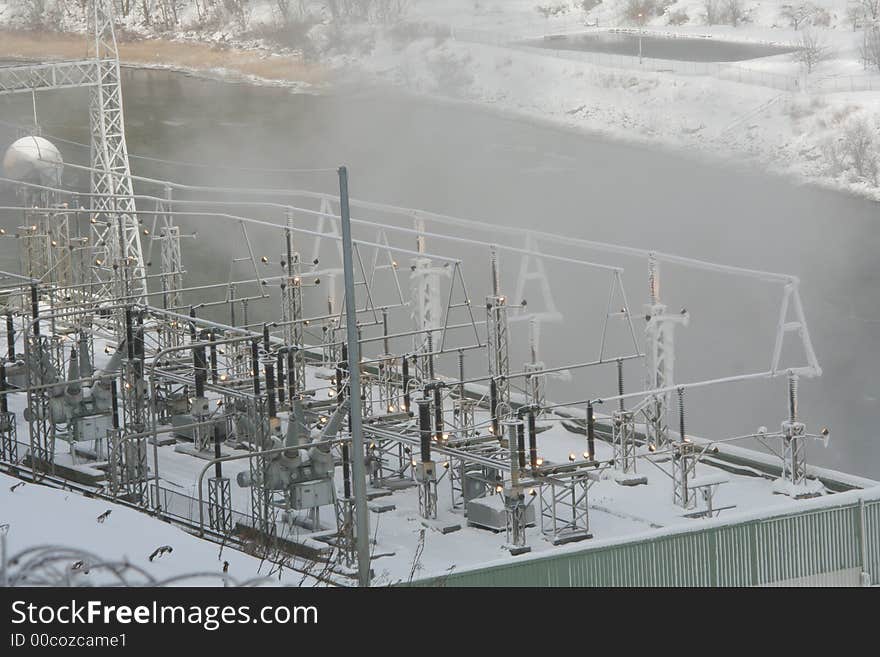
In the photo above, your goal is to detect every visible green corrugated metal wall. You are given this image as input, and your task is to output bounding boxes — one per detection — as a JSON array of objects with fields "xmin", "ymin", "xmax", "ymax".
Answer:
[{"xmin": 410, "ymin": 493, "xmax": 880, "ymax": 587}]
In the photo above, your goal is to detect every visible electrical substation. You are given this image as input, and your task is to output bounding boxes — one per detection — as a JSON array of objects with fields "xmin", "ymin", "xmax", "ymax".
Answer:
[{"xmin": 0, "ymin": 1, "xmax": 877, "ymax": 588}]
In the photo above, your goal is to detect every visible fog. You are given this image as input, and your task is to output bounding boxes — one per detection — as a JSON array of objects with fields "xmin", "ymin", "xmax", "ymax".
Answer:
[{"xmin": 1, "ymin": 68, "xmax": 878, "ymax": 477}]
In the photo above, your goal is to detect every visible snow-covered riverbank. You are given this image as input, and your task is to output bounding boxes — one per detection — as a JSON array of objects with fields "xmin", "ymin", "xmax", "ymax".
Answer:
[
  {"xmin": 5, "ymin": 0, "xmax": 880, "ymax": 202},
  {"xmin": 0, "ymin": 29, "xmax": 327, "ymax": 89}
]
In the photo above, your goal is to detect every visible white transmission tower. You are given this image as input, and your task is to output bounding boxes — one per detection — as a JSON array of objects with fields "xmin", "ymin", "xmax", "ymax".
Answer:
[{"xmin": 88, "ymin": 0, "xmax": 146, "ymax": 305}]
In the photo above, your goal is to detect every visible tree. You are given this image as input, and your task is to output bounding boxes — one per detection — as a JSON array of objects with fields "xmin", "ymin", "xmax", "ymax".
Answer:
[
  {"xmin": 223, "ymin": 0, "xmax": 252, "ymax": 31},
  {"xmin": 724, "ymin": 0, "xmax": 746, "ymax": 26},
  {"xmin": 535, "ymin": 3, "xmax": 570, "ymax": 20},
  {"xmin": 860, "ymin": 0, "xmax": 880, "ymax": 21},
  {"xmin": 703, "ymin": 0, "xmax": 722, "ymax": 24},
  {"xmin": 157, "ymin": 0, "xmax": 183, "ymax": 27},
  {"xmin": 622, "ymin": 0, "xmax": 655, "ymax": 23},
  {"xmin": 859, "ymin": 26, "xmax": 880, "ymax": 70},
  {"xmin": 792, "ymin": 29, "xmax": 831, "ymax": 73},
  {"xmin": 275, "ymin": 0, "xmax": 293, "ymax": 24},
  {"xmin": 373, "ymin": 0, "xmax": 409, "ymax": 24},
  {"xmin": 842, "ymin": 117, "xmax": 878, "ymax": 183},
  {"xmin": 780, "ymin": 3, "xmax": 815, "ymax": 30},
  {"xmin": 847, "ymin": 3, "xmax": 864, "ymax": 31}
]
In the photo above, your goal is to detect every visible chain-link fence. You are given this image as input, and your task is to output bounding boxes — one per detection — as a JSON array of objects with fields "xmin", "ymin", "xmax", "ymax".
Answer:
[
  {"xmin": 152, "ymin": 483, "xmax": 255, "ymax": 533},
  {"xmin": 814, "ymin": 72, "xmax": 880, "ymax": 92}
]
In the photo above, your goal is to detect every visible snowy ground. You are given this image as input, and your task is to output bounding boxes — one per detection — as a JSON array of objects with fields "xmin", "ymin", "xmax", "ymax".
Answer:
[
  {"xmin": 1, "ymin": 324, "xmax": 870, "ymax": 587},
  {"xmin": 2, "ymin": 359, "xmax": 867, "ymax": 586},
  {"xmin": 347, "ymin": 0, "xmax": 880, "ymax": 201},
  {"xmin": 0, "ymin": 472, "xmax": 320, "ymax": 586}
]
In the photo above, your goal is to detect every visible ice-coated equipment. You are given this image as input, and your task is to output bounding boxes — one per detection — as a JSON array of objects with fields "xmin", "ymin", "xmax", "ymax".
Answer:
[{"xmin": 2, "ymin": 136, "xmax": 63, "ymax": 186}]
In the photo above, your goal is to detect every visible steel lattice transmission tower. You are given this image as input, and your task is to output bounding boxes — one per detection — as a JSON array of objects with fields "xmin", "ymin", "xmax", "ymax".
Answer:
[{"xmin": 88, "ymin": 0, "xmax": 146, "ymax": 305}]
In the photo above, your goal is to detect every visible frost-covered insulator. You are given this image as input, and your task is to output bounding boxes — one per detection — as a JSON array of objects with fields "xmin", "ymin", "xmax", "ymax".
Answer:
[
  {"xmin": 648, "ymin": 252, "xmax": 659, "ymax": 305},
  {"xmin": 678, "ymin": 386, "xmax": 686, "ymax": 443}
]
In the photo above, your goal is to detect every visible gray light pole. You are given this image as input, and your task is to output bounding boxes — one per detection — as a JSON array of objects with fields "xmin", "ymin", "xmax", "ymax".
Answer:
[
  {"xmin": 338, "ymin": 166, "xmax": 371, "ymax": 587},
  {"xmin": 637, "ymin": 13, "xmax": 644, "ymax": 64}
]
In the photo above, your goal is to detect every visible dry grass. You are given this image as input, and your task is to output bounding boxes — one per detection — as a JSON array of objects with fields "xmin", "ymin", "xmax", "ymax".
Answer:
[{"xmin": 0, "ymin": 30, "xmax": 327, "ymax": 85}]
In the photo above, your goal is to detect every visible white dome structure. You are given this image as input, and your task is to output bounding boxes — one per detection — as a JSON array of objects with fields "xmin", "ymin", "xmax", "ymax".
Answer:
[{"xmin": 2, "ymin": 135, "xmax": 63, "ymax": 187}]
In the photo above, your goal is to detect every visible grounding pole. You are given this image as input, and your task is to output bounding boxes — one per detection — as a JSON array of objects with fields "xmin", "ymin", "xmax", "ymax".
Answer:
[{"xmin": 339, "ymin": 166, "xmax": 371, "ymax": 587}]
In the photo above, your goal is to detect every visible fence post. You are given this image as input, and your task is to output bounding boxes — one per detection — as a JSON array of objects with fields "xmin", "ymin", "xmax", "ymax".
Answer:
[{"xmin": 858, "ymin": 498, "xmax": 870, "ymax": 586}]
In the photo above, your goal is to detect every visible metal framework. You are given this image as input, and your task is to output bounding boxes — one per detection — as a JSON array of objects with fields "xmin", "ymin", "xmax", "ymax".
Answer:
[
  {"xmin": 281, "ymin": 215, "xmax": 306, "ymax": 396},
  {"xmin": 207, "ymin": 476, "xmax": 233, "ymax": 535},
  {"xmin": 0, "ymin": 0, "xmax": 146, "ymax": 312},
  {"xmin": 150, "ymin": 185, "xmax": 184, "ymax": 317},
  {"xmin": 643, "ymin": 254, "xmax": 689, "ymax": 449},
  {"xmin": 0, "ymin": 15, "xmax": 841, "ymax": 585},
  {"xmin": 486, "ymin": 248, "xmax": 511, "ymax": 424},
  {"xmin": 539, "ymin": 471, "xmax": 591, "ymax": 544},
  {"xmin": 88, "ymin": 0, "xmax": 146, "ymax": 306}
]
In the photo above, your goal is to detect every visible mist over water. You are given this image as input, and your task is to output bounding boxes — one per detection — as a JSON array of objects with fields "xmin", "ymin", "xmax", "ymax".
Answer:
[{"xmin": 1, "ymin": 68, "xmax": 878, "ymax": 478}]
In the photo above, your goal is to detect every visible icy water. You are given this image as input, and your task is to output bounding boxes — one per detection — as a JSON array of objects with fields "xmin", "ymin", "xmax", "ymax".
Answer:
[
  {"xmin": 524, "ymin": 32, "xmax": 796, "ymax": 62},
  {"xmin": 0, "ymin": 68, "xmax": 878, "ymax": 478}
]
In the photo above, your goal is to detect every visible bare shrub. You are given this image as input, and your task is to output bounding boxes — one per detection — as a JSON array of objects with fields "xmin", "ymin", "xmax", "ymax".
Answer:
[
  {"xmin": 861, "ymin": 0, "xmax": 880, "ymax": 20},
  {"xmin": 622, "ymin": 0, "xmax": 655, "ymax": 22},
  {"xmin": 224, "ymin": 0, "xmax": 253, "ymax": 32},
  {"xmin": 847, "ymin": 3, "xmax": 864, "ymax": 31},
  {"xmin": 322, "ymin": 0, "xmax": 409, "ymax": 24},
  {"xmin": 821, "ymin": 116, "xmax": 880, "ymax": 183},
  {"xmin": 154, "ymin": 0, "xmax": 184, "ymax": 29},
  {"xmin": 723, "ymin": 0, "xmax": 746, "ymax": 26},
  {"xmin": 780, "ymin": 3, "xmax": 814, "ymax": 30},
  {"xmin": 389, "ymin": 21, "xmax": 450, "ymax": 51},
  {"xmin": 373, "ymin": 0, "xmax": 409, "ymax": 24},
  {"xmin": 859, "ymin": 26, "xmax": 880, "ymax": 70},
  {"xmin": 702, "ymin": 0, "xmax": 722, "ymax": 24},
  {"xmin": 811, "ymin": 7, "xmax": 830, "ymax": 26},
  {"xmin": 821, "ymin": 136, "xmax": 845, "ymax": 174},
  {"xmin": 22, "ymin": 0, "xmax": 48, "ymax": 27},
  {"xmin": 785, "ymin": 97, "xmax": 815, "ymax": 120},
  {"xmin": 792, "ymin": 29, "xmax": 832, "ymax": 73},
  {"xmin": 667, "ymin": 8, "xmax": 689, "ymax": 24},
  {"xmin": 842, "ymin": 117, "xmax": 879, "ymax": 183},
  {"xmin": 21, "ymin": 0, "xmax": 65, "ymax": 30},
  {"xmin": 326, "ymin": 0, "xmax": 370, "ymax": 22},
  {"xmin": 428, "ymin": 50, "xmax": 474, "ymax": 95},
  {"xmin": 536, "ymin": 3, "xmax": 571, "ymax": 19},
  {"xmin": 248, "ymin": 16, "xmax": 319, "ymax": 48}
]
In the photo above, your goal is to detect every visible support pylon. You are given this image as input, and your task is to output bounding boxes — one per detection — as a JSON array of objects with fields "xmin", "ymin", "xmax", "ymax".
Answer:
[{"xmin": 88, "ymin": 0, "xmax": 146, "ymax": 306}]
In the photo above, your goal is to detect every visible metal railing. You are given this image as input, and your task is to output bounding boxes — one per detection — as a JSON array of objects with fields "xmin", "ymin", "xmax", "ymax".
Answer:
[{"xmin": 153, "ymin": 484, "xmax": 254, "ymax": 533}]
